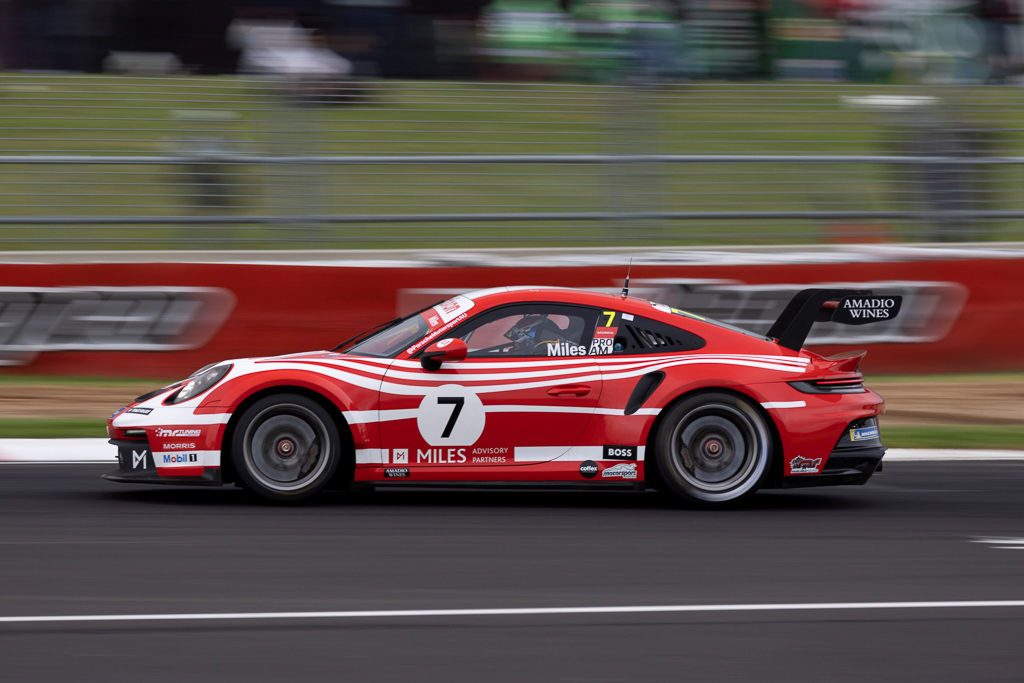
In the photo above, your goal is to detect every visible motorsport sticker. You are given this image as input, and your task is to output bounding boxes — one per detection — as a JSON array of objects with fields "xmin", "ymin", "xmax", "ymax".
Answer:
[
  {"xmin": 384, "ymin": 468, "xmax": 410, "ymax": 478},
  {"xmin": 602, "ymin": 462, "xmax": 637, "ymax": 479},
  {"xmin": 579, "ymin": 460, "xmax": 599, "ymax": 479},
  {"xmin": 602, "ymin": 445, "xmax": 637, "ymax": 461},
  {"xmin": 127, "ymin": 407, "xmax": 153, "ymax": 415},
  {"xmin": 391, "ymin": 448, "xmax": 409, "ymax": 464},
  {"xmin": 789, "ymin": 456, "xmax": 822, "ymax": 474},
  {"xmin": 850, "ymin": 426, "xmax": 879, "ymax": 441}
]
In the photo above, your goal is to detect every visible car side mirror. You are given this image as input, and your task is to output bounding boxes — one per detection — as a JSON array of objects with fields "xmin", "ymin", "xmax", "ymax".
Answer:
[{"xmin": 420, "ymin": 338, "xmax": 468, "ymax": 371}]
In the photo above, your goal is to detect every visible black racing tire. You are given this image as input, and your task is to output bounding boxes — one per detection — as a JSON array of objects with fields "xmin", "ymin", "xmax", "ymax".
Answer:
[
  {"xmin": 232, "ymin": 393, "xmax": 342, "ymax": 503},
  {"xmin": 652, "ymin": 391, "xmax": 772, "ymax": 508}
]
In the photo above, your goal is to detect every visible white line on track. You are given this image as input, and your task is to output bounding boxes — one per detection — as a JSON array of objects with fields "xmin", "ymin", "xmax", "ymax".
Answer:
[{"xmin": 4, "ymin": 601, "xmax": 1024, "ymax": 624}]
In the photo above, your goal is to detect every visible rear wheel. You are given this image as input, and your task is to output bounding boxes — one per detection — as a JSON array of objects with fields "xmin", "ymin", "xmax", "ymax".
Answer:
[
  {"xmin": 232, "ymin": 393, "xmax": 341, "ymax": 503},
  {"xmin": 652, "ymin": 391, "xmax": 771, "ymax": 507}
]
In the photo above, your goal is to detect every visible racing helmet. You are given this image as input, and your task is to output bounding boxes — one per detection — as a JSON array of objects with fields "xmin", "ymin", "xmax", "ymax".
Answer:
[{"xmin": 504, "ymin": 315, "xmax": 564, "ymax": 352}]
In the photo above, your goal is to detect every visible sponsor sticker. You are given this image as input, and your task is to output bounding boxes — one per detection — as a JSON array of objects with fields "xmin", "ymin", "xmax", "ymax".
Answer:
[
  {"xmin": 392, "ymin": 448, "xmax": 408, "ymax": 464},
  {"xmin": 579, "ymin": 460, "xmax": 599, "ymax": 479},
  {"xmin": 127, "ymin": 407, "xmax": 153, "ymax": 415},
  {"xmin": 603, "ymin": 445, "xmax": 637, "ymax": 461},
  {"xmin": 602, "ymin": 462, "xmax": 638, "ymax": 479},
  {"xmin": 155, "ymin": 428, "xmax": 202, "ymax": 438},
  {"xmin": 622, "ymin": 313, "xmax": 634, "ymax": 321},
  {"xmin": 384, "ymin": 468, "xmax": 410, "ymax": 478},
  {"xmin": 162, "ymin": 453, "xmax": 199, "ymax": 464},
  {"xmin": 850, "ymin": 426, "xmax": 879, "ymax": 441},
  {"xmin": 161, "ymin": 442, "xmax": 196, "ymax": 450},
  {"xmin": 589, "ymin": 326, "xmax": 617, "ymax": 355},
  {"xmin": 132, "ymin": 449, "xmax": 149, "ymax": 469},
  {"xmin": 407, "ymin": 312, "xmax": 469, "ymax": 355},
  {"xmin": 832, "ymin": 296, "xmax": 903, "ymax": 325},
  {"xmin": 433, "ymin": 296, "xmax": 475, "ymax": 324},
  {"xmin": 547, "ymin": 341, "xmax": 589, "ymax": 357},
  {"xmin": 789, "ymin": 456, "xmax": 822, "ymax": 474},
  {"xmin": 436, "ymin": 338, "xmax": 455, "ymax": 348}
]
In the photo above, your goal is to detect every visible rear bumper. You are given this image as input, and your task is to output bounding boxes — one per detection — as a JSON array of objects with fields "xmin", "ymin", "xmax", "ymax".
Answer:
[
  {"xmin": 104, "ymin": 438, "xmax": 222, "ymax": 487},
  {"xmin": 780, "ymin": 445, "xmax": 884, "ymax": 488},
  {"xmin": 781, "ymin": 417, "xmax": 885, "ymax": 489}
]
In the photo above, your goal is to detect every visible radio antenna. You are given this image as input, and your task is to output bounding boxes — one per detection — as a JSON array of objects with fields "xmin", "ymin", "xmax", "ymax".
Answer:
[{"xmin": 621, "ymin": 258, "xmax": 632, "ymax": 297}]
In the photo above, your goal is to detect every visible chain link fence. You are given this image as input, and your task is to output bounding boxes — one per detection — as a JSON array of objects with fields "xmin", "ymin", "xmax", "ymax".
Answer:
[{"xmin": 1, "ymin": 74, "xmax": 1023, "ymax": 249}]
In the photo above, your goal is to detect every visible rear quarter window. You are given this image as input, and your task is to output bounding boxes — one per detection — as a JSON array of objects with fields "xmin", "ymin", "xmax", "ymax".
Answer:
[{"xmin": 609, "ymin": 314, "xmax": 706, "ymax": 354}]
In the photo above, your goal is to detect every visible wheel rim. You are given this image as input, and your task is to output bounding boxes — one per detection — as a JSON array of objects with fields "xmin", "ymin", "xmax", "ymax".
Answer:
[
  {"xmin": 243, "ymin": 404, "xmax": 331, "ymax": 493},
  {"xmin": 668, "ymin": 402, "xmax": 765, "ymax": 494}
]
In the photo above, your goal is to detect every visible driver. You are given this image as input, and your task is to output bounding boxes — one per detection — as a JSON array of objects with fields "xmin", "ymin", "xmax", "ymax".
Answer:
[{"xmin": 504, "ymin": 315, "xmax": 569, "ymax": 354}]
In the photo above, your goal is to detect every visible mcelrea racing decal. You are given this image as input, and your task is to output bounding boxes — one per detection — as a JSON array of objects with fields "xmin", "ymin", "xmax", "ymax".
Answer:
[{"xmin": 789, "ymin": 456, "xmax": 822, "ymax": 474}]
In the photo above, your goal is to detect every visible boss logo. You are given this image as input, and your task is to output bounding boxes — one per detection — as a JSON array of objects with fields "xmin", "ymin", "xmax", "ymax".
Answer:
[{"xmin": 603, "ymin": 445, "xmax": 637, "ymax": 461}]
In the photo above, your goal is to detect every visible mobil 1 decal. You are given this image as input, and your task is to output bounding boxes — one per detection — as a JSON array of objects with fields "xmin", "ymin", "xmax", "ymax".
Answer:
[
  {"xmin": 832, "ymin": 295, "xmax": 903, "ymax": 325},
  {"xmin": 416, "ymin": 383, "xmax": 485, "ymax": 447}
]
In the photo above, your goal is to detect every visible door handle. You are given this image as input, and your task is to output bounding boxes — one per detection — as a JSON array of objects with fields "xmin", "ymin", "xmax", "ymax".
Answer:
[{"xmin": 548, "ymin": 384, "xmax": 591, "ymax": 397}]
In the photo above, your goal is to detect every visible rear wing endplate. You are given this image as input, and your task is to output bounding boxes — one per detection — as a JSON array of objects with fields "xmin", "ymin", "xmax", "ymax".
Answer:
[{"xmin": 767, "ymin": 289, "xmax": 903, "ymax": 351}]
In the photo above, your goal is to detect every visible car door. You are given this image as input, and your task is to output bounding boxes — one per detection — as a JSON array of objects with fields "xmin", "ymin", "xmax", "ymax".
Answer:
[{"xmin": 378, "ymin": 303, "xmax": 603, "ymax": 475}]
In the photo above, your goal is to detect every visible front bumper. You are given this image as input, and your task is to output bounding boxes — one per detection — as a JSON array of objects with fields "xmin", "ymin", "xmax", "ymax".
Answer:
[{"xmin": 103, "ymin": 438, "xmax": 221, "ymax": 486}]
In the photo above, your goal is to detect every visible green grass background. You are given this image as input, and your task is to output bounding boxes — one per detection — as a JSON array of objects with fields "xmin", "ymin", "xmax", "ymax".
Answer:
[{"xmin": 2, "ymin": 76, "xmax": 1023, "ymax": 249}]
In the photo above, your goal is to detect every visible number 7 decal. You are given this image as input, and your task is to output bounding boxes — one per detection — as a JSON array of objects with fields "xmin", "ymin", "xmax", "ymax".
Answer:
[
  {"xmin": 437, "ymin": 396, "xmax": 465, "ymax": 438},
  {"xmin": 601, "ymin": 310, "xmax": 616, "ymax": 327}
]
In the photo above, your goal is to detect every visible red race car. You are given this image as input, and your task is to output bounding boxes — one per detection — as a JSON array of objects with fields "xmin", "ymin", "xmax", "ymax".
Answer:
[{"xmin": 105, "ymin": 285, "xmax": 901, "ymax": 507}]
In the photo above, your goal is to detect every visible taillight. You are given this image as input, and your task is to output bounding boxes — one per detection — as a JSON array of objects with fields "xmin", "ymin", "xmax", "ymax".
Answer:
[{"xmin": 788, "ymin": 378, "xmax": 866, "ymax": 394}]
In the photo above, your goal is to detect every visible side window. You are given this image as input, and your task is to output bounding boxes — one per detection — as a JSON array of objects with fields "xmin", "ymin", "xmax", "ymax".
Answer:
[
  {"xmin": 593, "ymin": 311, "xmax": 705, "ymax": 355},
  {"xmin": 452, "ymin": 305, "xmax": 597, "ymax": 357}
]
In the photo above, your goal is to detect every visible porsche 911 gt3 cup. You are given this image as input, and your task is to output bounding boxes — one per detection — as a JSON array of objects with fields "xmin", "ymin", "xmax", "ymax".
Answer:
[{"xmin": 106, "ymin": 286, "xmax": 900, "ymax": 506}]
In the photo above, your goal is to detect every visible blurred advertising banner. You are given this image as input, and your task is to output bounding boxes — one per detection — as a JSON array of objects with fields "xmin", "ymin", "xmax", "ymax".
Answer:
[{"xmin": 0, "ymin": 247, "xmax": 1021, "ymax": 378}]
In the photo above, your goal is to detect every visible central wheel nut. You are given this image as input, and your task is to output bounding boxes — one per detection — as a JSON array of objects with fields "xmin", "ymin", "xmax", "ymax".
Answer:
[
  {"xmin": 706, "ymin": 440, "xmax": 722, "ymax": 456},
  {"xmin": 277, "ymin": 439, "xmax": 296, "ymax": 457}
]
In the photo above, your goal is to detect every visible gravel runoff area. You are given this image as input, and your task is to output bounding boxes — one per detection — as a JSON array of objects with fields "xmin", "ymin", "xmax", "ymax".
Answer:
[{"xmin": 0, "ymin": 378, "xmax": 1022, "ymax": 426}]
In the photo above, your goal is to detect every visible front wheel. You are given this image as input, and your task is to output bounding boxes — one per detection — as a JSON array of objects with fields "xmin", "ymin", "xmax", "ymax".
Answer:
[
  {"xmin": 652, "ymin": 392, "xmax": 772, "ymax": 507},
  {"xmin": 232, "ymin": 393, "xmax": 342, "ymax": 502}
]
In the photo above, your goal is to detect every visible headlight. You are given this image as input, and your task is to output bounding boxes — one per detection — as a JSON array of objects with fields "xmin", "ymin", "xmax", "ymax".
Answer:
[{"xmin": 165, "ymin": 364, "xmax": 232, "ymax": 405}]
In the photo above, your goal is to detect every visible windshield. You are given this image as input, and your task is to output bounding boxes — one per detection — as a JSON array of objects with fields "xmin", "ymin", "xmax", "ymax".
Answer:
[
  {"xmin": 346, "ymin": 294, "xmax": 478, "ymax": 358},
  {"xmin": 346, "ymin": 314, "xmax": 431, "ymax": 358}
]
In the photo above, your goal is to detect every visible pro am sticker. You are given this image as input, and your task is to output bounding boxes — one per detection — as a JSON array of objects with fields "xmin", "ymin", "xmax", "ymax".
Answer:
[{"xmin": 589, "ymin": 326, "xmax": 617, "ymax": 356}]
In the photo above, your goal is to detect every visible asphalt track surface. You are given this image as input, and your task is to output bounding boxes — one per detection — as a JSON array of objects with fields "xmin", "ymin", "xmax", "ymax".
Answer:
[{"xmin": 2, "ymin": 463, "xmax": 1024, "ymax": 682}]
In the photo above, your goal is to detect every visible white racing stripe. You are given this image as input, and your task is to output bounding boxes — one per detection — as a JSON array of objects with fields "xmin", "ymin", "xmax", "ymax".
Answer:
[
  {"xmin": 3, "ymin": 600, "xmax": 1024, "ymax": 624},
  {"xmin": 760, "ymin": 401, "xmax": 807, "ymax": 410}
]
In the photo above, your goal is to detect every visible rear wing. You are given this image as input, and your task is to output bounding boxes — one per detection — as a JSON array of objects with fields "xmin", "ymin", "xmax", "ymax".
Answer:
[{"xmin": 767, "ymin": 289, "xmax": 903, "ymax": 352}]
